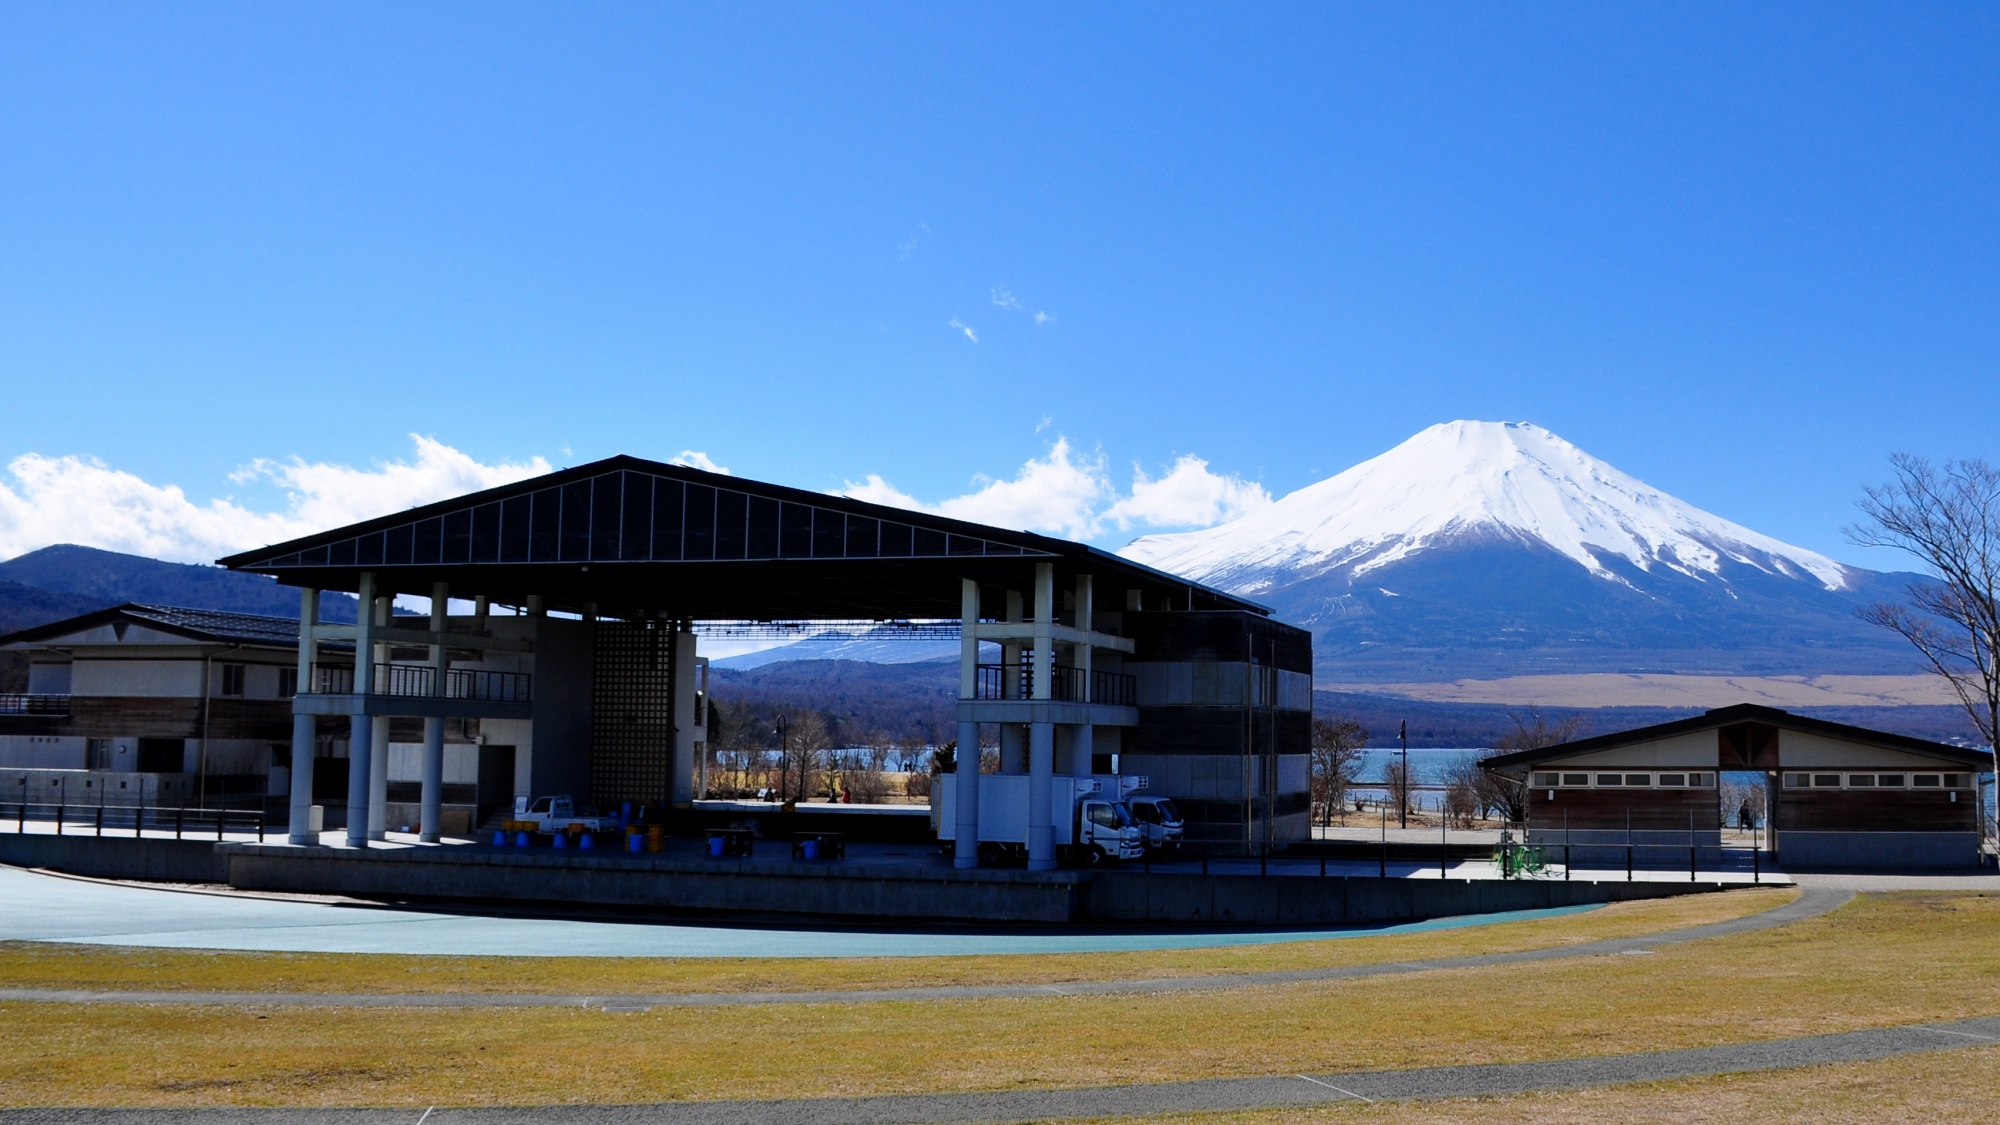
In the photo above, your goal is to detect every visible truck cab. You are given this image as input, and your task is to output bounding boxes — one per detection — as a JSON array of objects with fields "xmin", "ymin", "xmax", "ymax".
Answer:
[
  {"xmin": 1072, "ymin": 796, "xmax": 1145, "ymax": 865},
  {"xmin": 1126, "ymin": 795, "xmax": 1185, "ymax": 851}
]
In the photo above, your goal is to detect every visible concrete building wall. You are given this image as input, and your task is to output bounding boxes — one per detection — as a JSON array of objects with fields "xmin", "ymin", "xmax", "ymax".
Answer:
[{"xmin": 1529, "ymin": 731, "xmax": 1719, "ymax": 770}]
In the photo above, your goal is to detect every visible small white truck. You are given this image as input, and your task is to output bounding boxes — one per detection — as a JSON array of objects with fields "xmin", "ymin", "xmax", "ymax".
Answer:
[
  {"xmin": 509, "ymin": 795, "xmax": 610, "ymax": 834},
  {"xmin": 1085, "ymin": 775, "xmax": 1184, "ymax": 853},
  {"xmin": 933, "ymin": 774, "xmax": 1145, "ymax": 866}
]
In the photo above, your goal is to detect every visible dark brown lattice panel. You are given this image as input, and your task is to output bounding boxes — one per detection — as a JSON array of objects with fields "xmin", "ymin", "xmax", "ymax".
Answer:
[{"xmin": 590, "ymin": 620, "xmax": 676, "ymax": 804}]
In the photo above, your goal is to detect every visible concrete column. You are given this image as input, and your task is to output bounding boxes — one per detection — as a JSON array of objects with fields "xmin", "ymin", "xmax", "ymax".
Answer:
[
  {"xmin": 1075, "ymin": 574, "xmax": 1093, "ymax": 700},
  {"xmin": 288, "ymin": 587, "xmax": 319, "ymax": 845},
  {"xmin": 420, "ymin": 581, "xmax": 448, "ymax": 843},
  {"xmin": 1031, "ymin": 565, "xmax": 1053, "ymax": 702},
  {"xmin": 344, "ymin": 573, "xmax": 377, "ymax": 848},
  {"xmin": 344, "ymin": 714, "xmax": 373, "ymax": 847},
  {"xmin": 1027, "ymin": 562, "xmax": 1056, "ymax": 871},
  {"xmin": 1000, "ymin": 725, "xmax": 1026, "ymax": 772},
  {"xmin": 368, "ymin": 716, "xmax": 389, "ymax": 840},
  {"xmin": 955, "ymin": 580, "xmax": 982, "ymax": 868},
  {"xmin": 1027, "ymin": 720, "xmax": 1055, "ymax": 870},
  {"xmin": 366, "ymin": 592, "xmax": 390, "ymax": 841}
]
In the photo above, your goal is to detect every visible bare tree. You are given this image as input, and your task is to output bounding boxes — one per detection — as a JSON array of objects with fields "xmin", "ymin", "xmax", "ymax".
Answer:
[
  {"xmin": 1849, "ymin": 454, "xmax": 2000, "ymax": 752},
  {"xmin": 1441, "ymin": 758, "xmax": 1482, "ymax": 828},
  {"xmin": 1310, "ymin": 716, "xmax": 1368, "ymax": 827},
  {"xmin": 1484, "ymin": 710, "xmax": 1589, "ymax": 823}
]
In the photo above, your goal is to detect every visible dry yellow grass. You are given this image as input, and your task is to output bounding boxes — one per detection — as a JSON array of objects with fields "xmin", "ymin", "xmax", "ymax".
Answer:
[
  {"xmin": 1070, "ymin": 1044, "xmax": 2000, "ymax": 1124},
  {"xmin": 0, "ymin": 885, "xmax": 1791, "ymax": 995},
  {"xmin": 3, "ymin": 891, "xmax": 1997, "ymax": 1109}
]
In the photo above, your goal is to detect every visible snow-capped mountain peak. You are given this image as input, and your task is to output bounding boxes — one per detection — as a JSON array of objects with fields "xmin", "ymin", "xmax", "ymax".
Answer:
[{"xmin": 1120, "ymin": 421, "xmax": 1853, "ymax": 594}]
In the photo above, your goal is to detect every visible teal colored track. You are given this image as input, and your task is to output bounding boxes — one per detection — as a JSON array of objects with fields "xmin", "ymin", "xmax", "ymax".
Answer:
[{"xmin": 0, "ymin": 865, "xmax": 1598, "ymax": 958}]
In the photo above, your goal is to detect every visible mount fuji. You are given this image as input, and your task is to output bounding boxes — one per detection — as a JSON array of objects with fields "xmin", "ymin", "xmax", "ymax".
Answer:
[{"xmin": 1120, "ymin": 421, "xmax": 1921, "ymax": 682}]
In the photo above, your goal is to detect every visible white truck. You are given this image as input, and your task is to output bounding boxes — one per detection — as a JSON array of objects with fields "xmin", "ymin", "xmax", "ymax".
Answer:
[
  {"xmin": 510, "ymin": 795, "xmax": 611, "ymax": 834},
  {"xmin": 933, "ymin": 774, "xmax": 1145, "ymax": 866},
  {"xmin": 1085, "ymin": 775, "xmax": 1184, "ymax": 853}
]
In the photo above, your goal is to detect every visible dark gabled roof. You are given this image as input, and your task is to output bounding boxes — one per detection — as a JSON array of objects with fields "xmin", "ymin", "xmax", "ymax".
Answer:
[
  {"xmin": 216, "ymin": 455, "xmax": 1270, "ymax": 621},
  {"xmin": 0, "ymin": 603, "xmax": 301, "ymax": 649},
  {"xmin": 1481, "ymin": 703, "xmax": 1992, "ymax": 771}
]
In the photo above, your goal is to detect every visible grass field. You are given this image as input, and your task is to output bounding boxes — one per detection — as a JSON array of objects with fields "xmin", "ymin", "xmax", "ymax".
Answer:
[
  {"xmin": 3, "ymin": 889, "xmax": 1998, "ymax": 1109},
  {"xmin": 1074, "ymin": 1044, "xmax": 2000, "ymax": 1124},
  {"xmin": 0, "ymin": 885, "xmax": 1790, "ymax": 995}
]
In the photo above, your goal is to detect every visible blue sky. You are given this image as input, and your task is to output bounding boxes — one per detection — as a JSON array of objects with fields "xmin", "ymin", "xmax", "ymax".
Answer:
[{"xmin": 0, "ymin": 3, "xmax": 1994, "ymax": 567}]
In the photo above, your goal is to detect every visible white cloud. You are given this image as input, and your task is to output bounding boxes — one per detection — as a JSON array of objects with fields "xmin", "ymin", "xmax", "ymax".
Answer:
[
  {"xmin": 0, "ymin": 436, "xmax": 549, "ymax": 564},
  {"xmin": 1033, "ymin": 310, "xmax": 1053, "ymax": 325},
  {"xmin": 948, "ymin": 318, "xmax": 979, "ymax": 344},
  {"xmin": 991, "ymin": 286, "xmax": 1021, "ymax": 310},
  {"xmin": 1103, "ymin": 455, "xmax": 1273, "ymax": 530},
  {"xmin": 837, "ymin": 441, "xmax": 1265, "ymax": 541},
  {"xmin": 669, "ymin": 450, "xmax": 730, "ymax": 475}
]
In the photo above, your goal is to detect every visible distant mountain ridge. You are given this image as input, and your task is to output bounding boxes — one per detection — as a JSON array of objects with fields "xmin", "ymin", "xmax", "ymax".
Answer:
[
  {"xmin": 0, "ymin": 544, "xmax": 357, "ymax": 633},
  {"xmin": 1120, "ymin": 421, "xmax": 1924, "ymax": 682}
]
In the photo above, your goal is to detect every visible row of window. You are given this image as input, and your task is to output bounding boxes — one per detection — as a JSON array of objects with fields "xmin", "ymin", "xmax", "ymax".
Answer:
[
  {"xmin": 1532, "ymin": 772, "xmax": 1716, "ymax": 789},
  {"xmin": 215, "ymin": 665, "xmax": 297, "ymax": 698},
  {"xmin": 1781, "ymin": 772, "xmax": 1971, "ymax": 790}
]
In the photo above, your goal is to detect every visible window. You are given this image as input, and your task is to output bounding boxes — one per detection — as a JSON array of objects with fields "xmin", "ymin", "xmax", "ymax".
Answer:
[
  {"xmin": 1596, "ymin": 773, "xmax": 1623, "ymax": 786},
  {"xmin": 1624, "ymin": 774, "xmax": 1652, "ymax": 787},
  {"xmin": 1658, "ymin": 773, "xmax": 1687, "ymax": 787},
  {"xmin": 277, "ymin": 667, "xmax": 298, "ymax": 698},
  {"xmin": 1847, "ymin": 773, "xmax": 1876, "ymax": 788},
  {"xmin": 1561, "ymin": 773, "xmax": 1589, "ymax": 787},
  {"xmin": 1812, "ymin": 774, "xmax": 1842, "ymax": 788},
  {"xmin": 1914, "ymin": 774, "xmax": 1942, "ymax": 788},
  {"xmin": 219, "ymin": 664, "xmax": 246, "ymax": 697},
  {"xmin": 1945, "ymin": 774, "xmax": 1970, "ymax": 789},
  {"xmin": 1784, "ymin": 772, "xmax": 1810, "ymax": 788},
  {"xmin": 1692, "ymin": 773, "xmax": 1715, "ymax": 788},
  {"xmin": 1533, "ymin": 772, "xmax": 1559, "ymax": 787},
  {"xmin": 1877, "ymin": 774, "xmax": 1905, "ymax": 788}
]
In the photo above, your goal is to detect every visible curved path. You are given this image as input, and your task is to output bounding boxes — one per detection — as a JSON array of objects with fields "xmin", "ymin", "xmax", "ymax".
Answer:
[
  {"xmin": 1, "ymin": 1012, "xmax": 1993, "ymax": 1124},
  {"xmin": 0, "ymin": 888, "xmax": 1850, "ymax": 1011}
]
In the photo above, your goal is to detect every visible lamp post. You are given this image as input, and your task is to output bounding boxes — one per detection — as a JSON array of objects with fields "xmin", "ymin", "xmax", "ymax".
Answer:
[
  {"xmin": 774, "ymin": 716, "xmax": 788, "ymax": 802},
  {"xmin": 1398, "ymin": 719, "xmax": 1409, "ymax": 830}
]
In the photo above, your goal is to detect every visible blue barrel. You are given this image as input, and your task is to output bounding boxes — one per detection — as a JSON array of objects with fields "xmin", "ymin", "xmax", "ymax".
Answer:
[
  {"xmin": 552, "ymin": 832, "xmax": 567, "ymax": 849},
  {"xmin": 620, "ymin": 801, "xmax": 633, "ymax": 828},
  {"xmin": 514, "ymin": 830, "xmax": 532, "ymax": 848},
  {"xmin": 492, "ymin": 829, "xmax": 506, "ymax": 847},
  {"xmin": 802, "ymin": 838, "xmax": 820, "ymax": 860},
  {"xmin": 708, "ymin": 834, "xmax": 726, "ymax": 857},
  {"xmin": 627, "ymin": 832, "xmax": 644, "ymax": 853},
  {"xmin": 579, "ymin": 833, "xmax": 595, "ymax": 850}
]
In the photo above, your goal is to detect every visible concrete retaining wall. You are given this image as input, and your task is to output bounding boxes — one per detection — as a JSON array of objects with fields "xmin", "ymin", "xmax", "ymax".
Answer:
[
  {"xmin": 220, "ymin": 846, "xmax": 1087, "ymax": 923},
  {"xmin": 0, "ymin": 834, "xmax": 227, "ymax": 882},
  {"xmin": 1778, "ymin": 831, "xmax": 1981, "ymax": 869},
  {"xmin": 1081, "ymin": 871, "xmax": 1729, "ymax": 925}
]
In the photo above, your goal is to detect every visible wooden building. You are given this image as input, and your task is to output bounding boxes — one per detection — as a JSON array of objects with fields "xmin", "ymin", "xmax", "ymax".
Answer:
[{"xmin": 1482, "ymin": 704, "xmax": 1990, "ymax": 870}]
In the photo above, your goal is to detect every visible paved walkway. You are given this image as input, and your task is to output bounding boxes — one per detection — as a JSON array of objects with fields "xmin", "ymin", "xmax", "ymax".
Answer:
[
  {"xmin": 0, "ymin": 888, "xmax": 1848, "ymax": 1011},
  {"xmin": 0, "ymin": 864, "xmax": 1606, "ymax": 958},
  {"xmin": 1, "ymin": 1011, "xmax": 1992, "ymax": 1123}
]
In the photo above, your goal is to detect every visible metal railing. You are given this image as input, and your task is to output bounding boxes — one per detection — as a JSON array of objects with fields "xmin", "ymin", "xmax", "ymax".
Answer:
[
  {"xmin": 974, "ymin": 664, "xmax": 1135, "ymax": 706},
  {"xmin": 0, "ymin": 694, "xmax": 71, "ymax": 716},
  {"xmin": 310, "ymin": 662, "xmax": 531, "ymax": 703},
  {"xmin": 6, "ymin": 800, "xmax": 265, "ymax": 842}
]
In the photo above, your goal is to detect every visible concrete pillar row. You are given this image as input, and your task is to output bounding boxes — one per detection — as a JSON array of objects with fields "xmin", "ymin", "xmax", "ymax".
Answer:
[
  {"xmin": 343, "ymin": 572, "xmax": 377, "ymax": 848},
  {"xmin": 288, "ymin": 587, "xmax": 320, "ymax": 845}
]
